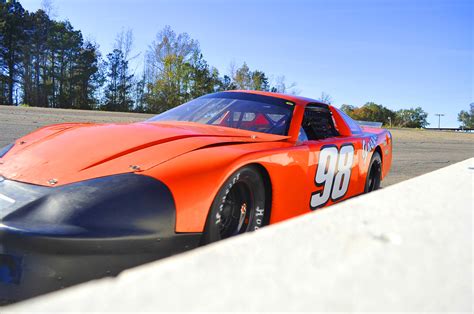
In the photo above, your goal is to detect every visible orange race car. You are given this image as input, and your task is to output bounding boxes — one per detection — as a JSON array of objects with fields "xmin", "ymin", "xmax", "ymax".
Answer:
[{"xmin": 0, "ymin": 90, "xmax": 392, "ymax": 302}]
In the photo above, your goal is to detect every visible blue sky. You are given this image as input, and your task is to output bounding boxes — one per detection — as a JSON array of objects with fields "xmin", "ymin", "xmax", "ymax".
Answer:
[{"xmin": 21, "ymin": 0, "xmax": 472, "ymax": 127}]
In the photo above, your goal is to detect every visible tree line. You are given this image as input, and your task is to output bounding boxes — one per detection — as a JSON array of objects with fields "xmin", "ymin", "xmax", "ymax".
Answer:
[
  {"xmin": 339, "ymin": 102, "xmax": 473, "ymax": 129},
  {"xmin": 340, "ymin": 103, "xmax": 429, "ymax": 128},
  {"xmin": 0, "ymin": 1, "xmax": 297, "ymax": 113},
  {"xmin": 0, "ymin": 1, "xmax": 100, "ymax": 109},
  {"xmin": 457, "ymin": 104, "xmax": 473, "ymax": 129},
  {"xmin": 1, "ymin": 1, "xmax": 471, "ymax": 129}
]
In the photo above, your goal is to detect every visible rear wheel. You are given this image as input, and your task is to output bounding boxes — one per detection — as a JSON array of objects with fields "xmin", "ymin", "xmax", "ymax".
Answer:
[
  {"xmin": 365, "ymin": 151, "xmax": 382, "ymax": 193},
  {"xmin": 201, "ymin": 166, "xmax": 267, "ymax": 244}
]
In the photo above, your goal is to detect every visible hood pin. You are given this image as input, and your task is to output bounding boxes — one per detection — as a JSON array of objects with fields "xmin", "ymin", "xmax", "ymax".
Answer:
[
  {"xmin": 130, "ymin": 165, "xmax": 141, "ymax": 171},
  {"xmin": 48, "ymin": 178, "xmax": 58, "ymax": 186}
]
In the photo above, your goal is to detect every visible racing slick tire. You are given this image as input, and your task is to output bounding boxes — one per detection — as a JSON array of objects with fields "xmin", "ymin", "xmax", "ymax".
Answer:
[
  {"xmin": 201, "ymin": 165, "xmax": 267, "ymax": 244},
  {"xmin": 365, "ymin": 151, "xmax": 382, "ymax": 193}
]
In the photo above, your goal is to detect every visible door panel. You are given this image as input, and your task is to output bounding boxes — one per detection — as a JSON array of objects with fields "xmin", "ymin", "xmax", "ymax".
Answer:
[{"xmin": 304, "ymin": 136, "xmax": 365, "ymax": 210}]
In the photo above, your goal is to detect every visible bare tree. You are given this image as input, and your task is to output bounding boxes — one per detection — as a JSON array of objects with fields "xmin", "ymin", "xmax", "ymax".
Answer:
[
  {"xmin": 271, "ymin": 75, "xmax": 299, "ymax": 95},
  {"xmin": 114, "ymin": 29, "xmax": 135, "ymax": 62},
  {"xmin": 228, "ymin": 60, "xmax": 237, "ymax": 81},
  {"xmin": 318, "ymin": 92, "xmax": 333, "ymax": 104},
  {"xmin": 146, "ymin": 25, "xmax": 199, "ymax": 81},
  {"xmin": 41, "ymin": 0, "xmax": 57, "ymax": 17},
  {"xmin": 145, "ymin": 26, "xmax": 202, "ymax": 111}
]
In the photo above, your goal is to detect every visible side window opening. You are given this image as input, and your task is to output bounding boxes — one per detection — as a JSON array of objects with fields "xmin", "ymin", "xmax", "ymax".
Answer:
[
  {"xmin": 302, "ymin": 105, "xmax": 339, "ymax": 140},
  {"xmin": 298, "ymin": 127, "xmax": 309, "ymax": 142}
]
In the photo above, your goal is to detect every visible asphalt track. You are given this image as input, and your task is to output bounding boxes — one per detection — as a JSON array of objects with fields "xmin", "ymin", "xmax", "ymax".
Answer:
[{"xmin": 1, "ymin": 105, "xmax": 473, "ymax": 187}]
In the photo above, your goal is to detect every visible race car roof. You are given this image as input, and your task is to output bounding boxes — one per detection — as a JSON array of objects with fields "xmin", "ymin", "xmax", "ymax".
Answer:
[{"xmin": 223, "ymin": 90, "xmax": 328, "ymax": 108}]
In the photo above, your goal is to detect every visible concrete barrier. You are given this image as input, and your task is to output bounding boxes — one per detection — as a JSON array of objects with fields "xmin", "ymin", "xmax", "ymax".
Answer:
[{"xmin": 4, "ymin": 158, "xmax": 473, "ymax": 312}]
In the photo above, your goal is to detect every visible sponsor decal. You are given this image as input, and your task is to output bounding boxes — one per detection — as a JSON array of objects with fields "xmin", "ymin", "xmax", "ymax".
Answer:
[
  {"xmin": 254, "ymin": 206, "xmax": 264, "ymax": 230},
  {"xmin": 0, "ymin": 254, "xmax": 22, "ymax": 284},
  {"xmin": 362, "ymin": 136, "xmax": 377, "ymax": 162},
  {"xmin": 253, "ymin": 206, "xmax": 265, "ymax": 230}
]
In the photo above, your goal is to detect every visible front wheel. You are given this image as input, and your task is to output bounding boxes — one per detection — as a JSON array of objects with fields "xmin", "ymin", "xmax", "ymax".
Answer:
[
  {"xmin": 201, "ymin": 166, "xmax": 267, "ymax": 244},
  {"xmin": 365, "ymin": 151, "xmax": 382, "ymax": 193}
]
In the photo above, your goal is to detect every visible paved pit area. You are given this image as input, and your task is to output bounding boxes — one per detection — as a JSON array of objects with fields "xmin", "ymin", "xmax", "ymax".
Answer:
[{"xmin": 1, "ymin": 105, "xmax": 473, "ymax": 187}]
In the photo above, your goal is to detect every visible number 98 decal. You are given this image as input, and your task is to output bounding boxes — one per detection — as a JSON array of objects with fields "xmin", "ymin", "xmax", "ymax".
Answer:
[{"xmin": 310, "ymin": 144, "xmax": 355, "ymax": 210}]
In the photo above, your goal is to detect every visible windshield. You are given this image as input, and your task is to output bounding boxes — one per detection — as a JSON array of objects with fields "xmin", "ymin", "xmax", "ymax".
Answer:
[{"xmin": 148, "ymin": 92, "xmax": 294, "ymax": 136}]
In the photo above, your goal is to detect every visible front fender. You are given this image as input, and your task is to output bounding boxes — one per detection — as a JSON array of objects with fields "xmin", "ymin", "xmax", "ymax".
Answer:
[{"xmin": 144, "ymin": 142, "xmax": 311, "ymax": 233}]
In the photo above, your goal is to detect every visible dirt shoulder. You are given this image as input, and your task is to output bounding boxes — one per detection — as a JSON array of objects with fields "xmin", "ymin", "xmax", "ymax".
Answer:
[{"xmin": 384, "ymin": 128, "xmax": 474, "ymax": 186}]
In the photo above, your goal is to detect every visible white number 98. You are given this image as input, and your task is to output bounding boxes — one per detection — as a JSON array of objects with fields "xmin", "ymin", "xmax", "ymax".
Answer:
[{"xmin": 310, "ymin": 145, "xmax": 354, "ymax": 210}]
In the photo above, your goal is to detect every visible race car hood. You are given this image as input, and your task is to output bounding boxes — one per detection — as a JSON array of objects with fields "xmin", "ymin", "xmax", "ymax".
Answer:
[{"xmin": 0, "ymin": 121, "xmax": 288, "ymax": 187}]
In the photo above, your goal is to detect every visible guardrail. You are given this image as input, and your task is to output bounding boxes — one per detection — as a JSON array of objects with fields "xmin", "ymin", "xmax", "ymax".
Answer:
[
  {"xmin": 5, "ymin": 158, "xmax": 473, "ymax": 312},
  {"xmin": 424, "ymin": 127, "xmax": 474, "ymax": 132}
]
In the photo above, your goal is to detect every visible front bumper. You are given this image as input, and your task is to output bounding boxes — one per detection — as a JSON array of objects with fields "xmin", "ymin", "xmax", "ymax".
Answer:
[
  {"xmin": 0, "ymin": 231, "xmax": 200, "ymax": 304},
  {"xmin": 0, "ymin": 174, "xmax": 201, "ymax": 304}
]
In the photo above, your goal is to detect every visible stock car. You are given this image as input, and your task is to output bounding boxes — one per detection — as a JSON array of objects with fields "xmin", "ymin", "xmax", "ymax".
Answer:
[{"xmin": 0, "ymin": 90, "xmax": 392, "ymax": 302}]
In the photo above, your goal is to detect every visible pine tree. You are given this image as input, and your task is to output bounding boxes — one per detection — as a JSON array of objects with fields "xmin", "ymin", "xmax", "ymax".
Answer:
[
  {"xmin": 189, "ymin": 52, "xmax": 220, "ymax": 99},
  {"xmin": 0, "ymin": 1, "xmax": 26, "ymax": 105},
  {"xmin": 25, "ymin": 9, "xmax": 50, "ymax": 107},
  {"xmin": 72, "ymin": 42, "xmax": 101, "ymax": 110},
  {"xmin": 103, "ymin": 49, "xmax": 133, "ymax": 112}
]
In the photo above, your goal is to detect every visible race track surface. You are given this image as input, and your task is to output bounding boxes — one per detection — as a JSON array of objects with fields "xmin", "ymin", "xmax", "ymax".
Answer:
[{"xmin": 1, "ymin": 105, "xmax": 473, "ymax": 187}]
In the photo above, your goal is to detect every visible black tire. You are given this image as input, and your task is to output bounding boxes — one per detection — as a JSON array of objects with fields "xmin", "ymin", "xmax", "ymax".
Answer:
[
  {"xmin": 201, "ymin": 165, "xmax": 267, "ymax": 244},
  {"xmin": 365, "ymin": 151, "xmax": 382, "ymax": 193}
]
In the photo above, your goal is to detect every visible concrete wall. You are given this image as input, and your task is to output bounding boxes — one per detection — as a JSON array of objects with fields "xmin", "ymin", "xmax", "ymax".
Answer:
[{"xmin": 5, "ymin": 158, "xmax": 473, "ymax": 312}]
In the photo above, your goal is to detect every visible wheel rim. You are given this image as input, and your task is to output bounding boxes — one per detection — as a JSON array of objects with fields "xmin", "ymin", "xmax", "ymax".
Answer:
[
  {"xmin": 368, "ymin": 160, "xmax": 381, "ymax": 191},
  {"xmin": 217, "ymin": 181, "xmax": 254, "ymax": 239}
]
